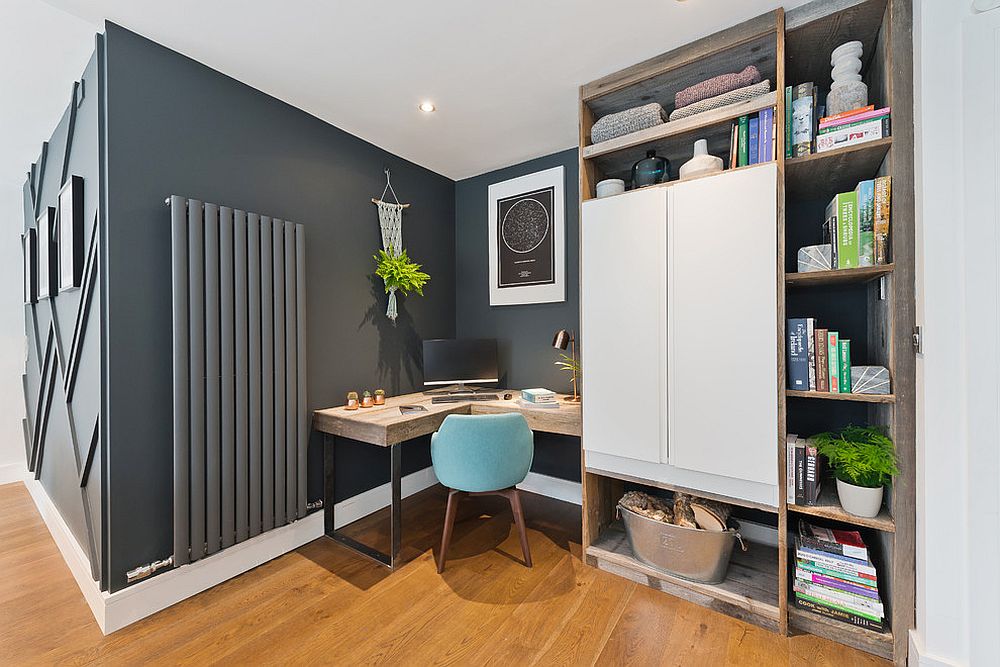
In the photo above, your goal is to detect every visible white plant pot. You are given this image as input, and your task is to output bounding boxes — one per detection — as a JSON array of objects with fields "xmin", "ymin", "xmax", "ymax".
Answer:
[{"xmin": 836, "ymin": 478, "xmax": 884, "ymax": 518}]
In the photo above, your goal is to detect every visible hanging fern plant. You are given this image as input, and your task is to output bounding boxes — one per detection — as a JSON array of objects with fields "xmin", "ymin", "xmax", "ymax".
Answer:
[{"xmin": 374, "ymin": 248, "xmax": 430, "ymax": 297}]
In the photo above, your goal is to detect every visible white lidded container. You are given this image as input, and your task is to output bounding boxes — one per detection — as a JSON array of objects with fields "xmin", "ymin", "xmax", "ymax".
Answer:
[{"xmin": 596, "ymin": 178, "xmax": 626, "ymax": 198}]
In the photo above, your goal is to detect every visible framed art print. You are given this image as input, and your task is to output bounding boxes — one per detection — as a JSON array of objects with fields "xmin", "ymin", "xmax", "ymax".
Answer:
[
  {"xmin": 22, "ymin": 228, "xmax": 37, "ymax": 304},
  {"xmin": 58, "ymin": 175, "xmax": 84, "ymax": 291},
  {"xmin": 487, "ymin": 165, "xmax": 565, "ymax": 306},
  {"xmin": 36, "ymin": 206, "xmax": 57, "ymax": 300}
]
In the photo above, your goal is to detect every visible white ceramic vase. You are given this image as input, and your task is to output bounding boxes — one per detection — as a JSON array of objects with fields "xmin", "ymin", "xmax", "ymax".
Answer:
[
  {"xmin": 679, "ymin": 139, "xmax": 723, "ymax": 180},
  {"xmin": 827, "ymin": 40, "xmax": 868, "ymax": 116},
  {"xmin": 836, "ymin": 478, "xmax": 884, "ymax": 518}
]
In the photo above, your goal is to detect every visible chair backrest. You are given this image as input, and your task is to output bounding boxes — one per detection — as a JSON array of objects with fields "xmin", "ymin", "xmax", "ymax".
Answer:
[{"xmin": 431, "ymin": 413, "xmax": 534, "ymax": 493}]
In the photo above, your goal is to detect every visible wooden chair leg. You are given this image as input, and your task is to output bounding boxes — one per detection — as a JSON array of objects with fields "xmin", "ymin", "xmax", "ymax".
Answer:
[
  {"xmin": 438, "ymin": 489, "xmax": 462, "ymax": 573},
  {"xmin": 508, "ymin": 488, "xmax": 532, "ymax": 568}
]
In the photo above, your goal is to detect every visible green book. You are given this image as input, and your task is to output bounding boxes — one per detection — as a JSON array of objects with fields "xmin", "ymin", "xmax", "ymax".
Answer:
[
  {"xmin": 798, "ymin": 561, "xmax": 878, "ymax": 589},
  {"xmin": 737, "ymin": 115, "xmax": 750, "ymax": 167},
  {"xmin": 785, "ymin": 86, "xmax": 793, "ymax": 158},
  {"xmin": 827, "ymin": 332, "xmax": 840, "ymax": 393},
  {"xmin": 855, "ymin": 180, "xmax": 875, "ymax": 266},
  {"xmin": 825, "ymin": 192, "xmax": 859, "ymax": 268},
  {"xmin": 839, "ymin": 339, "xmax": 852, "ymax": 393},
  {"xmin": 795, "ymin": 592, "xmax": 883, "ymax": 623}
]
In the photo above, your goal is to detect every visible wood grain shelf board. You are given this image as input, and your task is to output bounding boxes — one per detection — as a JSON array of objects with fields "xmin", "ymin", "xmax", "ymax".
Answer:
[
  {"xmin": 786, "ymin": 264, "xmax": 894, "ymax": 287},
  {"xmin": 587, "ymin": 522, "xmax": 780, "ymax": 631},
  {"xmin": 786, "ymin": 389, "xmax": 895, "ymax": 404},
  {"xmin": 785, "ymin": 138, "xmax": 892, "ymax": 201},
  {"xmin": 787, "ymin": 485, "xmax": 895, "ymax": 532},
  {"xmin": 788, "ymin": 605, "xmax": 893, "ymax": 660}
]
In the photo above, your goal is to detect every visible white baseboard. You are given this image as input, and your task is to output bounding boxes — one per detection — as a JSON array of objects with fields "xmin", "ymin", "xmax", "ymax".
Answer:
[
  {"xmin": 518, "ymin": 472, "xmax": 582, "ymax": 505},
  {"xmin": 333, "ymin": 466, "xmax": 439, "ymax": 529},
  {"xmin": 0, "ymin": 462, "xmax": 27, "ymax": 485},
  {"xmin": 908, "ymin": 630, "xmax": 963, "ymax": 667}
]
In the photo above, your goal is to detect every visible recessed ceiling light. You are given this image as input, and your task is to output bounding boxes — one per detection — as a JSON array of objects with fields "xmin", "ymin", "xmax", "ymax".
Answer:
[{"xmin": 418, "ymin": 101, "xmax": 436, "ymax": 113}]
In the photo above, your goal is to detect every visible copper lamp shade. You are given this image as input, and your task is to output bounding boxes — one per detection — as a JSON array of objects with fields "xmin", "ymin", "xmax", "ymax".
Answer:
[{"xmin": 552, "ymin": 329, "xmax": 571, "ymax": 350}]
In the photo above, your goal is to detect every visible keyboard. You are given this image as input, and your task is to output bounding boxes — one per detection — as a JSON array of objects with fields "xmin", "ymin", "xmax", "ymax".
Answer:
[{"xmin": 431, "ymin": 394, "xmax": 499, "ymax": 404}]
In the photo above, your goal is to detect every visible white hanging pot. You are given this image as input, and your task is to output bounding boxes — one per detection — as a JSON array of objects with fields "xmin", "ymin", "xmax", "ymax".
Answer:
[{"xmin": 836, "ymin": 478, "xmax": 884, "ymax": 518}]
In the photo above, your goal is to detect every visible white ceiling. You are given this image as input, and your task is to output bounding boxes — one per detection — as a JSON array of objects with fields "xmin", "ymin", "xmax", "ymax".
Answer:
[{"xmin": 40, "ymin": 0, "xmax": 806, "ymax": 180}]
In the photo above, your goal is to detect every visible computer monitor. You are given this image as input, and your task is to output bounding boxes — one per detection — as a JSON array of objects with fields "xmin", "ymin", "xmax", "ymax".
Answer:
[{"xmin": 422, "ymin": 338, "xmax": 499, "ymax": 393}]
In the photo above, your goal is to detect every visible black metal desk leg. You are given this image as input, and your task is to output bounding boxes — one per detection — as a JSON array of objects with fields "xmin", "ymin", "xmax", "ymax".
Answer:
[{"xmin": 390, "ymin": 443, "xmax": 401, "ymax": 568}]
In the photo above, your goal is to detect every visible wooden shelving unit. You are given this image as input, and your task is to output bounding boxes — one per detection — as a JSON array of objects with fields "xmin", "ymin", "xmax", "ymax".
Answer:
[{"xmin": 577, "ymin": 0, "xmax": 914, "ymax": 663}]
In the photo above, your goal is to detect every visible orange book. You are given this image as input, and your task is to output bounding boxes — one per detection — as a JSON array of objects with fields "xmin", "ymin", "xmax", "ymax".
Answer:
[{"xmin": 819, "ymin": 105, "xmax": 875, "ymax": 125}]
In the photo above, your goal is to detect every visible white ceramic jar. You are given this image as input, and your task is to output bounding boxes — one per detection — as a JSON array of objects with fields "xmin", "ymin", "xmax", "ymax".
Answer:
[
  {"xmin": 678, "ymin": 139, "xmax": 723, "ymax": 180},
  {"xmin": 596, "ymin": 178, "xmax": 626, "ymax": 198}
]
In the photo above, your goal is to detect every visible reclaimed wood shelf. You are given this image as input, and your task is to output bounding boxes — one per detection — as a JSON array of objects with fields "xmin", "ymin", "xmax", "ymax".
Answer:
[
  {"xmin": 786, "ymin": 389, "xmax": 895, "ymax": 404},
  {"xmin": 587, "ymin": 522, "xmax": 781, "ymax": 631},
  {"xmin": 788, "ymin": 605, "xmax": 893, "ymax": 660},
  {"xmin": 785, "ymin": 138, "xmax": 892, "ymax": 200},
  {"xmin": 786, "ymin": 264, "xmax": 894, "ymax": 287},
  {"xmin": 787, "ymin": 486, "xmax": 895, "ymax": 532}
]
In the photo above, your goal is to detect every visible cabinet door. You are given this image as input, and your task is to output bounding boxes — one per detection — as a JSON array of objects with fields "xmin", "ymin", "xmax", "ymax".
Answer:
[
  {"xmin": 667, "ymin": 165, "xmax": 778, "ymax": 485},
  {"xmin": 581, "ymin": 188, "xmax": 666, "ymax": 463}
]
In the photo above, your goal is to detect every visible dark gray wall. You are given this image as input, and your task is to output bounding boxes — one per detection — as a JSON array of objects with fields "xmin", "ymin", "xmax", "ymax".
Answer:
[
  {"xmin": 21, "ymin": 45, "xmax": 104, "ymax": 586},
  {"xmin": 454, "ymin": 149, "xmax": 580, "ymax": 481},
  {"xmin": 102, "ymin": 23, "xmax": 455, "ymax": 592}
]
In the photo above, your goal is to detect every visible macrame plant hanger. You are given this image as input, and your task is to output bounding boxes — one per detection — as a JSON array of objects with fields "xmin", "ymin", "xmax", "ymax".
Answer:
[{"xmin": 372, "ymin": 169, "xmax": 410, "ymax": 322}]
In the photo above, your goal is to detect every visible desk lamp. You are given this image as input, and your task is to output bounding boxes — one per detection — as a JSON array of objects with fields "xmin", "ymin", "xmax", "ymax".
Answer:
[{"xmin": 552, "ymin": 329, "xmax": 581, "ymax": 402}]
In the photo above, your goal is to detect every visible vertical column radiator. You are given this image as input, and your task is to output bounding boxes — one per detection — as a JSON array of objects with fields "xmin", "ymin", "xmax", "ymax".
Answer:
[{"xmin": 170, "ymin": 196, "xmax": 307, "ymax": 565}]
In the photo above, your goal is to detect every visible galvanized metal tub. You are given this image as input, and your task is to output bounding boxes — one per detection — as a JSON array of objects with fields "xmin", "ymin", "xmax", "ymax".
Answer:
[{"xmin": 618, "ymin": 504, "xmax": 745, "ymax": 584}]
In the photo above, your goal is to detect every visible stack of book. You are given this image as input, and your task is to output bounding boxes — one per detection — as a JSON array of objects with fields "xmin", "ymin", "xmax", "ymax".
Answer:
[
  {"xmin": 823, "ymin": 176, "xmax": 892, "ymax": 268},
  {"xmin": 794, "ymin": 520, "xmax": 886, "ymax": 632},
  {"xmin": 787, "ymin": 318, "xmax": 852, "ymax": 393},
  {"xmin": 786, "ymin": 434, "xmax": 821, "ymax": 505},
  {"xmin": 729, "ymin": 107, "xmax": 775, "ymax": 168},
  {"xmin": 784, "ymin": 82, "xmax": 891, "ymax": 156},
  {"xmin": 519, "ymin": 388, "xmax": 559, "ymax": 409}
]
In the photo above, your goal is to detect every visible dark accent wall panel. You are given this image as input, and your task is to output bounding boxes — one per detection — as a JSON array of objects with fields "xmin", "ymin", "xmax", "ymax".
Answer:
[
  {"xmin": 102, "ymin": 23, "xmax": 454, "ymax": 591},
  {"xmin": 454, "ymin": 149, "xmax": 581, "ymax": 482}
]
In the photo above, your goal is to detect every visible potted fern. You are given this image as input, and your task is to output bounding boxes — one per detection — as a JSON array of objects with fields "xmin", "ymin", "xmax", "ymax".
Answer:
[
  {"xmin": 812, "ymin": 425, "xmax": 899, "ymax": 518},
  {"xmin": 373, "ymin": 248, "xmax": 430, "ymax": 322}
]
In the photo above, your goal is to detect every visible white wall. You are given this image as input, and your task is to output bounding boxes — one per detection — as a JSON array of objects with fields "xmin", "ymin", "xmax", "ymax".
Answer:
[
  {"xmin": 913, "ymin": 1, "xmax": 1000, "ymax": 665},
  {"xmin": 0, "ymin": 1, "xmax": 96, "ymax": 482}
]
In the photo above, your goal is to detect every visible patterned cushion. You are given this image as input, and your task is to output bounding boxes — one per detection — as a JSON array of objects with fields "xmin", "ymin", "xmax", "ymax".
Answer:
[
  {"xmin": 591, "ymin": 103, "xmax": 667, "ymax": 145},
  {"xmin": 668, "ymin": 80, "xmax": 771, "ymax": 122},
  {"xmin": 675, "ymin": 65, "xmax": 762, "ymax": 109}
]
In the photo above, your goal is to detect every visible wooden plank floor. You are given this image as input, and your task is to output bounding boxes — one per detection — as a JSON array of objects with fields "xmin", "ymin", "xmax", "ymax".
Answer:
[{"xmin": 0, "ymin": 482, "xmax": 888, "ymax": 666}]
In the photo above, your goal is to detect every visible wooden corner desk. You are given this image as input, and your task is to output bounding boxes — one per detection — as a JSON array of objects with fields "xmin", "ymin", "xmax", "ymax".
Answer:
[{"xmin": 313, "ymin": 391, "xmax": 581, "ymax": 569}]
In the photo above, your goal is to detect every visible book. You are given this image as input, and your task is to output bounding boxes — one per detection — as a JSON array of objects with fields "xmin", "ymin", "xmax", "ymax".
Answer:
[
  {"xmin": 787, "ymin": 318, "xmax": 810, "ymax": 390},
  {"xmin": 799, "ymin": 520, "xmax": 869, "ymax": 560},
  {"xmin": 759, "ymin": 108, "xmax": 774, "ymax": 162},
  {"xmin": 839, "ymin": 338, "xmax": 852, "ymax": 393},
  {"xmin": 748, "ymin": 115, "xmax": 759, "ymax": 165},
  {"xmin": 517, "ymin": 399, "xmax": 559, "ymax": 410},
  {"xmin": 819, "ymin": 104, "xmax": 875, "ymax": 126},
  {"xmin": 804, "ymin": 440, "xmax": 821, "ymax": 504},
  {"xmin": 794, "ymin": 580, "xmax": 884, "ymax": 616},
  {"xmin": 818, "ymin": 107, "xmax": 891, "ymax": 132},
  {"xmin": 795, "ymin": 440, "xmax": 806, "ymax": 505},
  {"xmin": 825, "ymin": 192, "xmax": 859, "ymax": 269},
  {"xmin": 796, "ymin": 572, "xmax": 881, "ymax": 603},
  {"xmin": 806, "ymin": 317, "xmax": 816, "ymax": 391},
  {"xmin": 816, "ymin": 116, "xmax": 891, "ymax": 153},
  {"xmin": 784, "ymin": 86, "xmax": 793, "ymax": 158},
  {"xmin": 798, "ymin": 561, "xmax": 878, "ymax": 588},
  {"xmin": 874, "ymin": 176, "xmax": 892, "ymax": 264},
  {"xmin": 827, "ymin": 331, "xmax": 840, "ymax": 393},
  {"xmin": 730, "ymin": 123, "xmax": 738, "ymax": 168},
  {"xmin": 790, "ymin": 83, "xmax": 815, "ymax": 157},
  {"xmin": 737, "ymin": 115, "xmax": 750, "ymax": 167},
  {"xmin": 794, "ymin": 595, "xmax": 886, "ymax": 632},
  {"xmin": 814, "ymin": 328, "xmax": 829, "ymax": 392},
  {"xmin": 796, "ymin": 549, "xmax": 879, "ymax": 579},
  {"xmin": 855, "ymin": 179, "xmax": 876, "ymax": 266},
  {"xmin": 786, "ymin": 433, "xmax": 800, "ymax": 504},
  {"xmin": 521, "ymin": 388, "xmax": 556, "ymax": 403}
]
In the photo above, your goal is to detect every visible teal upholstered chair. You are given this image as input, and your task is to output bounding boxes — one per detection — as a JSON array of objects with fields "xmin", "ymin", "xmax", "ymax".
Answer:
[{"xmin": 430, "ymin": 413, "xmax": 534, "ymax": 573}]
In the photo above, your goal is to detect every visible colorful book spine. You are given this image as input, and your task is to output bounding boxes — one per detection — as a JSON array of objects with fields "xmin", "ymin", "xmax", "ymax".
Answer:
[
  {"xmin": 874, "ymin": 176, "xmax": 892, "ymax": 264},
  {"xmin": 786, "ymin": 434, "xmax": 799, "ymax": 504},
  {"xmin": 794, "ymin": 580, "xmax": 884, "ymax": 617},
  {"xmin": 784, "ymin": 86, "xmax": 793, "ymax": 158},
  {"xmin": 804, "ymin": 441, "xmax": 821, "ymax": 504},
  {"xmin": 737, "ymin": 115, "xmax": 750, "ymax": 167},
  {"xmin": 787, "ymin": 318, "xmax": 810, "ymax": 390},
  {"xmin": 796, "ymin": 572, "xmax": 881, "ymax": 601},
  {"xmin": 827, "ymin": 331, "xmax": 840, "ymax": 393},
  {"xmin": 794, "ymin": 596, "xmax": 886, "ymax": 632},
  {"xmin": 797, "ymin": 550, "xmax": 879, "ymax": 579},
  {"xmin": 748, "ymin": 116, "xmax": 759, "ymax": 165},
  {"xmin": 791, "ymin": 83, "xmax": 815, "ymax": 157},
  {"xmin": 839, "ymin": 338, "xmax": 852, "ymax": 393},
  {"xmin": 814, "ymin": 328, "xmax": 829, "ymax": 392},
  {"xmin": 806, "ymin": 317, "xmax": 816, "ymax": 391},
  {"xmin": 831, "ymin": 191, "xmax": 859, "ymax": 269},
  {"xmin": 816, "ymin": 116, "xmax": 891, "ymax": 153},
  {"xmin": 798, "ymin": 561, "xmax": 878, "ymax": 588},
  {"xmin": 759, "ymin": 108, "xmax": 774, "ymax": 162},
  {"xmin": 819, "ymin": 107, "xmax": 891, "ymax": 131},
  {"xmin": 819, "ymin": 104, "xmax": 875, "ymax": 125},
  {"xmin": 823, "ymin": 196, "xmax": 838, "ymax": 268},
  {"xmin": 855, "ymin": 179, "xmax": 876, "ymax": 266},
  {"xmin": 795, "ymin": 441, "xmax": 806, "ymax": 504}
]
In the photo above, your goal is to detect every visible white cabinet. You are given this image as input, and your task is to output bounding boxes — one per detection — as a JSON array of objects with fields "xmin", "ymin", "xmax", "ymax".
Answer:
[
  {"xmin": 581, "ymin": 164, "xmax": 779, "ymax": 504},
  {"xmin": 581, "ymin": 188, "xmax": 666, "ymax": 464}
]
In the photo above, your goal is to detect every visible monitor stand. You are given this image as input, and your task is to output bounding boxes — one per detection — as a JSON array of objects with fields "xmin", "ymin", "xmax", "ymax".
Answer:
[{"xmin": 422, "ymin": 384, "xmax": 488, "ymax": 396}]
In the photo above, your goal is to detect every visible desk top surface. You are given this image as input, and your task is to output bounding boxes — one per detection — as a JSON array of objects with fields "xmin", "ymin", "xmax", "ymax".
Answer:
[{"xmin": 313, "ymin": 391, "xmax": 581, "ymax": 446}]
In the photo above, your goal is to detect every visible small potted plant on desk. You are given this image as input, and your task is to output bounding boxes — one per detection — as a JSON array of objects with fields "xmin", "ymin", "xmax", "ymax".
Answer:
[{"xmin": 812, "ymin": 425, "xmax": 899, "ymax": 518}]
